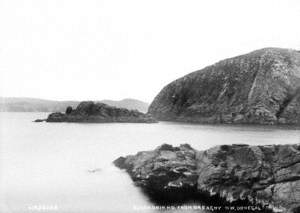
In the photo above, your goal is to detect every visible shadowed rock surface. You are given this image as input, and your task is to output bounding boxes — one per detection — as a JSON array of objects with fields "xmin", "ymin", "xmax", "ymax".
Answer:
[
  {"xmin": 148, "ymin": 48, "xmax": 300, "ymax": 125},
  {"xmin": 45, "ymin": 101, "xmax": 156, "ymax": 123},
  {"xmin": 114, "ymin": 143, "xmax": 300, "ymax": 213}
]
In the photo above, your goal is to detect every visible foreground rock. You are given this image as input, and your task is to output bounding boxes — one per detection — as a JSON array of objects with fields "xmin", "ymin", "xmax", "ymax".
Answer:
[
  {"xmin": 45, "ymin": 101, "xmax": 156, "ymax": 123},
  {"xmin": 114, "ymin": 143, "xmax": 300, "ymax": 213},
  {"xmin": 148, "ymin": 48, "xmax": 300, "ymax": 125}
]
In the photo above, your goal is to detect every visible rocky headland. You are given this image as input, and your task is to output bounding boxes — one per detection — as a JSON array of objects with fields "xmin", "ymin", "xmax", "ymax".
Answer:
[
  {"xmin": 42, "ymin": 101, "xmax": 156, "ymax": 123},
  {"xmin": 114, "ymin": 143, "xmax": 300, "ymax": 213},
  {"xmin": 148, "ymin": 48, "xmax": 300, "ymax": 125}
]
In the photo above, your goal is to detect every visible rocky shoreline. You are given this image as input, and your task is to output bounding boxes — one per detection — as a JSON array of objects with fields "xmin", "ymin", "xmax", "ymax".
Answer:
[
  {"xmin": 114, "ymin": 143, "xmax": 300, "ymax": 213},
  {"xmin": 36, "ymin": 101, "xmax": 157, "ymax": 123}
]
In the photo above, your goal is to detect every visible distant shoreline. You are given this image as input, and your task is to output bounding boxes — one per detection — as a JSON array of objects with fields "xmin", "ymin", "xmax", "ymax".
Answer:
[{"xmin": 0, "ymin": 97, "xmax": 149, "ymax": 113}]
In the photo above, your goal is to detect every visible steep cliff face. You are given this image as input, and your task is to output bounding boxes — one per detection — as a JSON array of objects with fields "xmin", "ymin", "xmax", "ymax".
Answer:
[
  {"xmin": 114, "ymin": 143, "xmax": 300, "ymax": 213},
  {"xmin": 148, "ymin": 48, "xmax": 300, "ymax": 125},
  {"xmin": 45, "ymin": 101, "xmax": 156, "ymax": 123}
]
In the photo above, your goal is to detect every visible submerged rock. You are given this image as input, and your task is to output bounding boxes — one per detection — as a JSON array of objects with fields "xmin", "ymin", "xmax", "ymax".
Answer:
[
  {"xmin": 87, "ymin": 168, "xmax": 101, "ymax": 173},
  {"xmin": 45, "ymin": 101, "xmax": 157, "ymax": 123},
  {"xmin": 148, "ymin": 48, "xmax": 300, "ymax": 125},
  {"xmin": 114, "ymin": 143, "xmax": 300, "ymax": 213}
]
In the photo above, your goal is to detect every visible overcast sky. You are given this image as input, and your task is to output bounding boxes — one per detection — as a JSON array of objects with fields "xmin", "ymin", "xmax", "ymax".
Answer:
[{"xmin": 1, "ymin": 0, "xmax": 300, "ymax": 102}]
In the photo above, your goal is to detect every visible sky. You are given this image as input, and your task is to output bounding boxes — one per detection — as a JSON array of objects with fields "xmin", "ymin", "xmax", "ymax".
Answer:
[{"xmin": 0, "ymin": 0, "xmax": 300, "ymax": 103}]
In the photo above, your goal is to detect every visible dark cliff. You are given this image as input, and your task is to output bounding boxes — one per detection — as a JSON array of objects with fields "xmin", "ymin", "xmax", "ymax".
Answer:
[
  {"xmin": 148, "ymin": 48, "xmax": 300, "ymax": 125},
  {"xmin": 45, "ymin": 101, "xmax": 156, "ymax": 123},
  {"xmin": 114, "ymin": 143, "xmax": 300, "ymax": 213}
]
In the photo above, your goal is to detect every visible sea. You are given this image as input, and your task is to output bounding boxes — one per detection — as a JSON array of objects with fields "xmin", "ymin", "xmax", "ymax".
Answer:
[{"xmin": 0, "ymin": 112, "xmax": 299, "ymax": 213}]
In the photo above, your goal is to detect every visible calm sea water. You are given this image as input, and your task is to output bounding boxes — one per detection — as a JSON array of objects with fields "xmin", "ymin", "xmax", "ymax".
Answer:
[{"xmin": 0, "ymin": 112, "xmax": 299, "ymax": 213}]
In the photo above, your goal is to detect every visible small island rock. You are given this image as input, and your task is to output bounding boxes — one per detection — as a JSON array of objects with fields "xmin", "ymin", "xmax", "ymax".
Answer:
[{"xmin": 45, "ymin": 101, "xmax": 157, "ymax": 123}]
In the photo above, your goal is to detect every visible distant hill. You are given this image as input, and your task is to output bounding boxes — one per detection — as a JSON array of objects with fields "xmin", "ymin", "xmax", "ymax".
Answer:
[
  {"xmin": 0, "ymin": 97, "xmax": 149, "ymax": 113},
  {"xmin": 100, "ymin": 98, "xmax": 149, "ymax": 113}
]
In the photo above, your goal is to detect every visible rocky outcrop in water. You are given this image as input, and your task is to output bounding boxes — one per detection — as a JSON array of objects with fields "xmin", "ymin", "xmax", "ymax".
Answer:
[
  {"xmin": 148, "ymin": 48, "xmax": 300, "ymax": 125},
  {"xmin": 45, "ymin": 101, "xmax": 156, "ymax": 123},
  {"xmin": 114, "ymin": 143, "xmax": 300, "ymax": 213},
  {"xmin": 33, "ymin": 119, "xmax": 46, "ymax": 122}
]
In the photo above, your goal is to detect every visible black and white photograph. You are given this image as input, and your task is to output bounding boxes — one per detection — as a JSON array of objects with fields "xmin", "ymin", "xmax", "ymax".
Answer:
[{"xmin": 0, "ymin": 0, "xmax": 300, "ymax": 213}]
